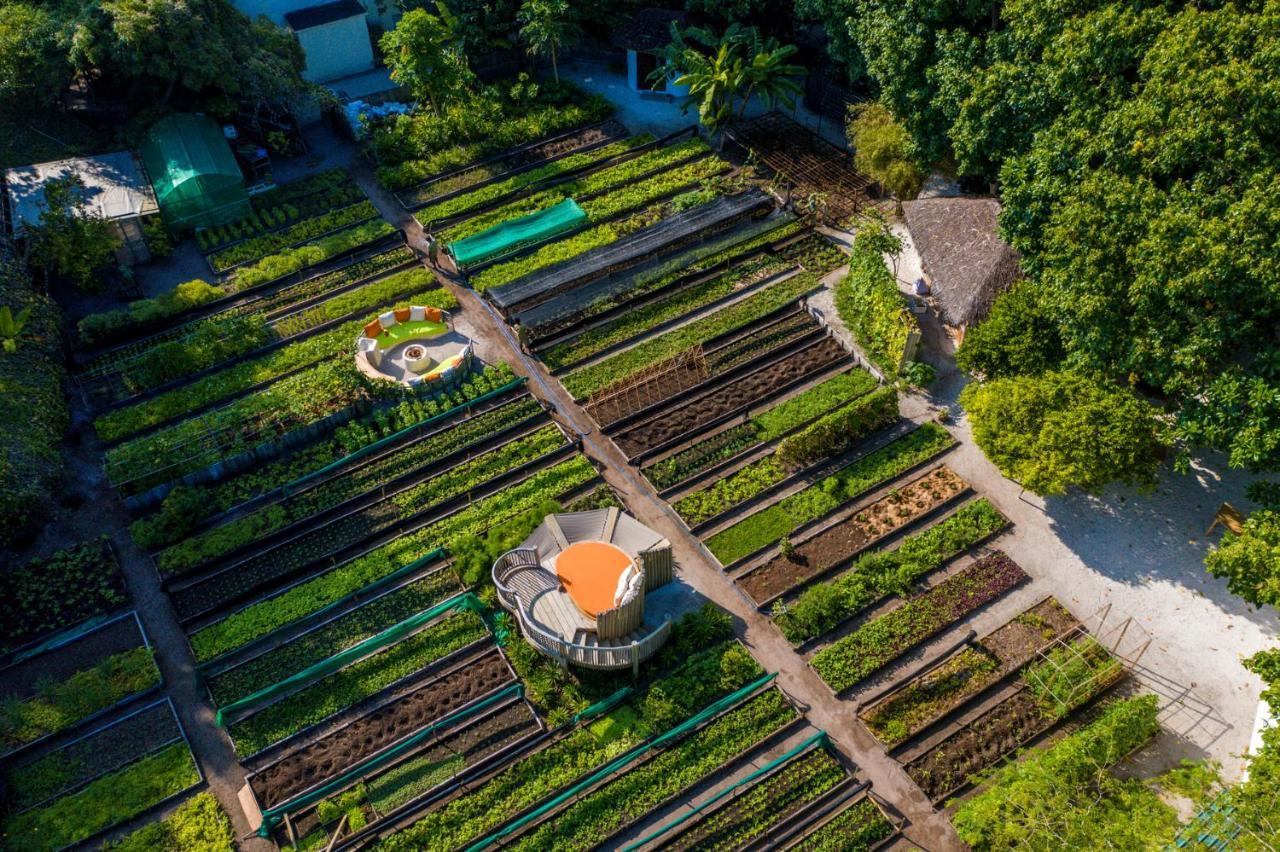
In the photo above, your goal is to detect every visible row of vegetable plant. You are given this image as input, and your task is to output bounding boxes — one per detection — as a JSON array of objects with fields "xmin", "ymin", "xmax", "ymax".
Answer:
[
  {"xmin": 792, "ymin": 797, "xmax": 894, "ymax": 851},
  {"xmin": 2, "ymin": 739, "xmax": 198, "ymax": 850},
  {"xmin": 1, "ymin": 645, "xmax": 159, "ymax": 751},
  {"xmin": 205, "ymin": 569, "xmax": 461, "ymax": 705},
  {"xmin": 106, "ymin": 791, "xmax": 235, "ymax": 851},
  {"xmin": 663, "ymin": 745, "xmax": 846, "ymax": 851},
  {"xmin": 226, "ymin": 611, "xmax": 488, "ymax": 756},
  {"xmin": 809, "ymin": 552, "xmax": 1028, "ymax": 693},
  {"xmin": 170, "ymin": 424, "xmax": 565, "ymax": 609},
  {"xmin": 154, "ymin": 395, "xmax": 541, "ymax": 574},
  {"xmin": 645, "ymin": 370, "xmax": 879, "ymax": 490},
  {"xmin": 128, "ymin": 363, "xmax": 518, "ymax": 550},
  {"xmin": 187, "ymin": 455, "xmax": 596, "ymax": 662},
  {"xmin": 106, "ymin": 358, "xmax": 377, "ymax": 495},
  {"xmin": 372, "ymin": 640, "xmax": 765, "ymax": 851},
  {"xmin": 439, "ymin": 137, "xmax": 711, "ymax": 243},
  {"xmin": 196, "ymin": 168, "xmax": 363, "ymax": 251},
  {"xmin": 0, "ymin": 537, "xmax": 125, "ymax": 654},
  {"xmin": 674, "ymin": 388, "xmax": 898, "ymax": 527},
  {"xmin": 771, "ymin": 498, "xmax": 1007, "ymax": 644},
  {"xmin": 562, "ymin": 269, "xmax": 828, "ymax": 399},
  {"xmin": 95, "ymin": 284, "xmax": 455, "ymax": 442},
  {"xmin": 469, "ymin": 162, "xmax": 731, "ymax": 292},
  {"xmin": 209, "ymin": 201, "xmax": 379, "ymax": 271},
  {"xmin": 413, "ymin": 136, "xmax": 649, "ymax": 222},
  {"xmin": 706, "ymin": 423, "xmax": 955, "ymax": 565},
  {"xmin": 229, "ymin": 219, "xmax": 398, "ymax": 291},
  {"xmin": 508, "ymin": 690, "xmax": 800, "ymax": 851}
]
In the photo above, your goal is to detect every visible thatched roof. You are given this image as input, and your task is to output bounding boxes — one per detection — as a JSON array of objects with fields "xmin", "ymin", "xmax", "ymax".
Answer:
[
  {"xmin": 903, "ymin": 197, "xmax": 1023, "ymax": 327},
  {"xmin": 612, "ymin": 8, "xmax": 687, "ymax": 52}
]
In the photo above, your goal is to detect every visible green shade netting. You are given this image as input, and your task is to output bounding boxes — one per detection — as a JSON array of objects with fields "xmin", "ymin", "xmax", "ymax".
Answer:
[
  {"xmin": 448, "ymin": 198, "xmax": 587, "ymax": 267},
  {"xmin": 140, "ymin": 113, "xmax": 251, "ymax": 230}
]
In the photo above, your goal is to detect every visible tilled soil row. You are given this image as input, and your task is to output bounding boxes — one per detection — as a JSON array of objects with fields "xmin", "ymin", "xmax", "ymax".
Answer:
[
  {"xmin": 249, "ymin": 649, "xmax": 512, "ymax": 808},
  {"xmin": 612, "ymin": 337, "xmax": 848, "ymax": 458}
]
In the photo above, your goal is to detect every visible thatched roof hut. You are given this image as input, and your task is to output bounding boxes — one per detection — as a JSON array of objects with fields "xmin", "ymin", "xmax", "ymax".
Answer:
[{"xmin": 903, "ymin": 197, "xmax": 1022, "ymax": 328}]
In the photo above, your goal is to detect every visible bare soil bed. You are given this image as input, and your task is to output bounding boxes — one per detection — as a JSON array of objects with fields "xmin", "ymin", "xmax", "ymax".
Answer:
[
  {"xmin": 249, "ymin": 649, "xmax": 512, "ymax": 809},
  {"xmin": 506, "ymin": 120, "xmax": 629, "ymax": 170},
  {"xmin": 738, "ymin": 466, "xmax": 967, "ymax": 604},
  {"xmin": 1, "ymin": 615, "xmax": 145, "ymax": 701},
  {"xmin": 612, "ymin": 337, "xmax": 848, "ymax": 457}
]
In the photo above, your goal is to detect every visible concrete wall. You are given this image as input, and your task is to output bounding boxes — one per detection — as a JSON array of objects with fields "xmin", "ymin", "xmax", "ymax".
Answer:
[{"xmin": 297, "ymin": 16, "xmax": 375, "ymax": 83}]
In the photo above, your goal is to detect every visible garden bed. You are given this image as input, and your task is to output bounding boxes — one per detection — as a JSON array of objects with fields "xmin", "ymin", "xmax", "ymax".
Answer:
[
  {"xmin": 249, "ymin": 647, "xmax": 514, "ymax": 809},
  {"xmin": 705, "ymin": 424, "xmax": 954, "ymax": 566},
  {"xmin": 739, "ymin": 466, "xmax": 967, "ymax": 604},
  {"xmin": 810, "ymin": 552, "xmax": 1029, "ymax": 694},
  {"xmin": 788, "ymin": 794, "xmax": 896, "ymax": 851},
  {"xmin": 1, "ymin": 612, "xmax": 159, "ymax": 755},
  {"xmin": 611, "ymin": 337, "xmax": 850, "ymax": 459},
  {"xmin": 859, "ymin": 598, "xmax": 1078, "ymax": 748},
  {"xmin": 198, "ymin": 169, "xmax": 366, "ymax": 253}
]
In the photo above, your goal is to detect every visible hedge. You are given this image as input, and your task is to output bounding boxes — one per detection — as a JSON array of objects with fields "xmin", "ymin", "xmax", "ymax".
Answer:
[{"xmin": 834, "ymin": 233, "xmax": 916, "ymax": 376}]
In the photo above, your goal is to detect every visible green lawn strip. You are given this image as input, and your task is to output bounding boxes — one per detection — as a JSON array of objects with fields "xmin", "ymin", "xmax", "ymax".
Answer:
[
  {"xmin": 469, "ymin": 157, "xmax": 728, "ymax": 292},
  {"xmin": 210, "ymin": 201, "xmax": 379, "ymax": 271},
  {"xmin": 2, "ymin": 742, "xmax": 199, "ymax": 852},
  {"xmin": 155, "ymin": 396, "xmax": 540, "ymax": 574},
  {"xmin": 206, "ymin": 570, "xmax": 461, "ymax": 705},
  {"xmin": 189, "ymin": 456, "xmax": 596, "ymax": 662},
  {"xmin": 228, "ymin": 612, "xmax": 488, "ymax": 756},
  {"xmin": 104, "ymin": 791, "xmax": 235, "ymax": 851},
  {"xmin": 0, "ymin": 647, "xmax": 160, "ymax": 752},
  {"xmin": 128, "ymin": 363, "xmax": 520, "ymax": 550},
  {"xmin": 792, "ymin": 797, "xmax": 894, "ymax": 852},
  {"xmin": 542, "ymin": 256, "xmax": 792, "ymax": 371},
  {"xmin": 671, "ymin": 747, "xmax": 846, "ymax": 851},
  {"xmin": 773, "ymin": 498, "xmax": 1008, "ymax": 645},
  {"xmin": 645, "ymin": 370, "xmax": 879, "ymax": 490},
  {"xmin": 95, "ymin": 286, "xmax": 454, "ymax": 443},
  {"xmin": 375, "ymin": 642, "xmax": 764, "ymax": 851},
  {"xmin": 562, "ymin": 271, "xmax": 824, "ymax": 399},
  {"xmin": 179, "ymin": 425, "xmax": 566, "ymax": 593},
  {"xmin": 230, "ymin": 219, "xmax": 399, "ymax": 291},
  {"xmin": 440, "ymin": 138, "xmax": 711, "ymax": 243},
  {"xmin": 707, "ymin": 423, "xmax": 954, "ymax": 565},
  {"xmin": 415, "ymin": 137, "xmax": 649, "ymax": 224},
  {"xmin": 861, "ymin": 647, "xmax": 1001, "ymax": 746},
  {"xmin": 810, "ymin": 553, "xmax": 1027, "ymax": 693},
  {"xmin": 674, "ymin": 387, "xmax": 897, "ymax": 527},
  {"xmin": 510, "ymin": 690, "xmax": 800, "ymax": 852}
]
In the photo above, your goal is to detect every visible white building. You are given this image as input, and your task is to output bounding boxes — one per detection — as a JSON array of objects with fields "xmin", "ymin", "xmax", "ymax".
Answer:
[{"xmin": 234, "ymin": 0, "xmax": 396, "ymax": 84}]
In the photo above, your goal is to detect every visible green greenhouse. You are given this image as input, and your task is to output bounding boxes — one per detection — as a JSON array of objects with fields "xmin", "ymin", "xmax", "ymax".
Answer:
[{"xmin": 140, "ymin": 114, "xmax": 251, "ymax": 231}]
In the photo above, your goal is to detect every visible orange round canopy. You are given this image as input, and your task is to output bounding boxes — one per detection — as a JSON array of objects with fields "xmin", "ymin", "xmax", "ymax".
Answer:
[{"xmin": 556, "ymin": 541, "xmax": 633, "ymax": 617}]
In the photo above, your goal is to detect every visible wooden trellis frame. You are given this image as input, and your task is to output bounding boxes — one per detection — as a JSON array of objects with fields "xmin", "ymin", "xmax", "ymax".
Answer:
[{"xmin": 584, "ymin": 345, "xmax": 709, "ymax": 427}]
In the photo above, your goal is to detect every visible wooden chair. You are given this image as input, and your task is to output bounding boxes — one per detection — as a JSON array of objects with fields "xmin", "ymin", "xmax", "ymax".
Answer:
[{"xmin": 1206, "ymin": 503, "xmax": 1246, "ymax": 536}]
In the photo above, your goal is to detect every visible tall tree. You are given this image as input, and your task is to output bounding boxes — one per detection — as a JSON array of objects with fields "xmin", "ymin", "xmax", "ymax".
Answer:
[
  {"xmin": 381, "ymin": 5, "xmax": 474, "ymax": 115},
  {"xmin": 517, "ymin": 0, "xmax": 581, "ymax": 84},
  {"xmin": 27, "ymin": 177, "xmax": 120, "ymax": 291},
  {"xmin": 0, "ymin": 4, "xmax": 69, "ymax": 108},
  {"xmin": 847, "ymin": 101, "xmax": 924, "ymax": 207}
]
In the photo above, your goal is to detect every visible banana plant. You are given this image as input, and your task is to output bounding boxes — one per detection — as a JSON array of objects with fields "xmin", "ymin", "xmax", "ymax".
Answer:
[{"xmin": 0, "ymin": 303, "xmax": 33, "ymax": 353}]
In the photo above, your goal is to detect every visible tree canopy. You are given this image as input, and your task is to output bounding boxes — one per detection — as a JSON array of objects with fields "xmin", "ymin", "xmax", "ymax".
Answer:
[
  {"xmin": 1205, "ymin": 510, "xmax": 1280, "ymax": 610},
  {"xmin": 381, "ymin": 5, "xmax": 475, "ymax": 116}
]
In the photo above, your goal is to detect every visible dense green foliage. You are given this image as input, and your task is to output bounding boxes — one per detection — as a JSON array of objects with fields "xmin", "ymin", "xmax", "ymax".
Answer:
[
  {"xmin": 848, "ymin": 103, "xmax": 924, "ymax": 203},
  {"xmin": 106, "ymin": 792, "xmax": 234, "ymax": 851},
  {"xmin": 1205, "ymin": 510, "xmax": 1280, "ymax": 610},
  {"xmin": 835, "ymin": 224, "xmax": 914, "ymax": 376},
  {"xmin": 77, "ymin": 279, "xmax": 225, "ymax": 345},
  {"xmin": 960, "ymin": 371, "xmax": 1165, "ymax": 495},
  {"xmin": 0, "ymin": 538, "xmax": 126, "ymax": 653},
  {"xmin": 952, "ymin": 695, "xmax": 1171, "ymax": 849},
  {"xmin": 955, "ymin": 280, "xmax": 1064, "ymax": 380},
  {"xmin": 0, "ymin": 257, "xmax": 67, "ymax": 548},
  {"xmin": 775, "ymin": 386, "xmax": 898, "ymax": 469}
]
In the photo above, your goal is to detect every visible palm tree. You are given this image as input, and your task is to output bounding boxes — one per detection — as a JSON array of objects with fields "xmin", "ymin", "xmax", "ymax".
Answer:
[{"xmin": 517, "ymin": 0, "xmax": 581, "ymax": 84}]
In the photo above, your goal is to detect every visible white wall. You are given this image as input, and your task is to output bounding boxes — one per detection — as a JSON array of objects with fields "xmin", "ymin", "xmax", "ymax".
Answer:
[{"xmin": 297, "ymin": 16, "xmax": 375, "ymax": 83}]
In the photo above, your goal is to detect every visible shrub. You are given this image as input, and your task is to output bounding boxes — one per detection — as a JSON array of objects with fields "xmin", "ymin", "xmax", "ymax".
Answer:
[
  {"xmin": 834, "ymin": 226, "xmax": 915, "ymax": 376},
  {"xmin": 1204, "ymin": 509, "xmax": 1280, "ymax": 610},
  {"xmin": 956, "ymin": 279, "xmax": 1065, "ymax": 379},
  {"xmin": 77, "ymin": 279, "xmax": 224, "ymax": 345}
]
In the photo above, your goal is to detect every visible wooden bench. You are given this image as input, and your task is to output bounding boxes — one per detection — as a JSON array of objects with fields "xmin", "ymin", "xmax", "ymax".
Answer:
[{"xmin": 1206, "ymin": 503, "xmax": 1246, "ymax": 536}]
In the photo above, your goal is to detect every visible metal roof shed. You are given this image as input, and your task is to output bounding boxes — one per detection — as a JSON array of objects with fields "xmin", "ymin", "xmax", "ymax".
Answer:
[{"xmin": 140, "ymin": 113, "xmax": 251, "ymax": 231}]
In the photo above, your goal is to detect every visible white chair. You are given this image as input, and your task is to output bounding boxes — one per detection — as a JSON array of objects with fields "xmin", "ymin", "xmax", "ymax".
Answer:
[
  {"xmin": 378, "ymin": 310, "xmax": 397, "ymax": 329},
  {"xmin": 356, "ymin": 336, "xmax": 381, "ymax": 368},
  {"xmin": 409, "ymin": 305, "xmax": 426, "ymax": 322}
]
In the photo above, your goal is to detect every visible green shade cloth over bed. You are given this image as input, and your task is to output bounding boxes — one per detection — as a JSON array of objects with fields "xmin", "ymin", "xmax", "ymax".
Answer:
[{"xmin": 448, "ymin": 198, "xmax": 587, "ymax": 267}]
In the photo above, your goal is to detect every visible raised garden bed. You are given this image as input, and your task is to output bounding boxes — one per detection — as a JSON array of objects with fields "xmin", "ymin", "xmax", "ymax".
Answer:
[
  {"xmin": 662, "ymin": 743, "xmax": 847, "ymax": 851},
  {"xmin": 706, "ymin": 423, "xmax": 955, "ymax": 566},
  {"xmin": 612, "ymin": 337, "xmax": 850, "ymax": 459},
  {"xmin": 740, "ymin": 465, "xmax": 967, "ymax": 605},
  {"xmin": 904, "ymin": 633, "xmax": 1127, "ymax": 803},
  {"xmin": 859, "ymin": 598, "xmax": 1078, "ymax": 747},
  {"xmin": 224, "ymin": 219, "xmax": 399, "ymax": 292},
  {"xmin": 169, "ymin": 426, "xmax": 566, "ymax": 621},
  {"xmin": 250, "ymin": 648, "xmax": 514, "ymax": 809},
  {"xmin": 108, "ymin": 791, "xmax": 235, "ymax": 851},
  {"xmin": 810, "ymin": 552, "xmax": 1029, "ymax": 694},
  {"xmin": 772, "ymin": 499, "xmax": 1008, "ymax": 645},
  {"xmin": 227, "ymin": 612, "xmax": 489, "ymax": 757},
  {"xmin": 790, "ymin": 795, "xmax": 895, "ymax": 851},
  {"xmin": 0, "ymin": 537, "xmax": 126, "ymax": 657},
  {"xmin": 1, "ymin": 613, "xmax": 159, "ymax": 754},
  {"xmin": 198, "ymin": 169, "xmax": 366, "ymax": 253},
  {"xmin": 185, "ymin": 455, "xmax": 597, "ymax": 662},
  {"xmin": 208, "ymin": 200, "xmax": 378, "ymax": 272}
]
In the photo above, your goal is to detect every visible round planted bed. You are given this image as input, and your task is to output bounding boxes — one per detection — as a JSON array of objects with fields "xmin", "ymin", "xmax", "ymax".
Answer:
[{"xmin": 354, "ymin": 305, "xmax": 473, "ymax": 387}]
